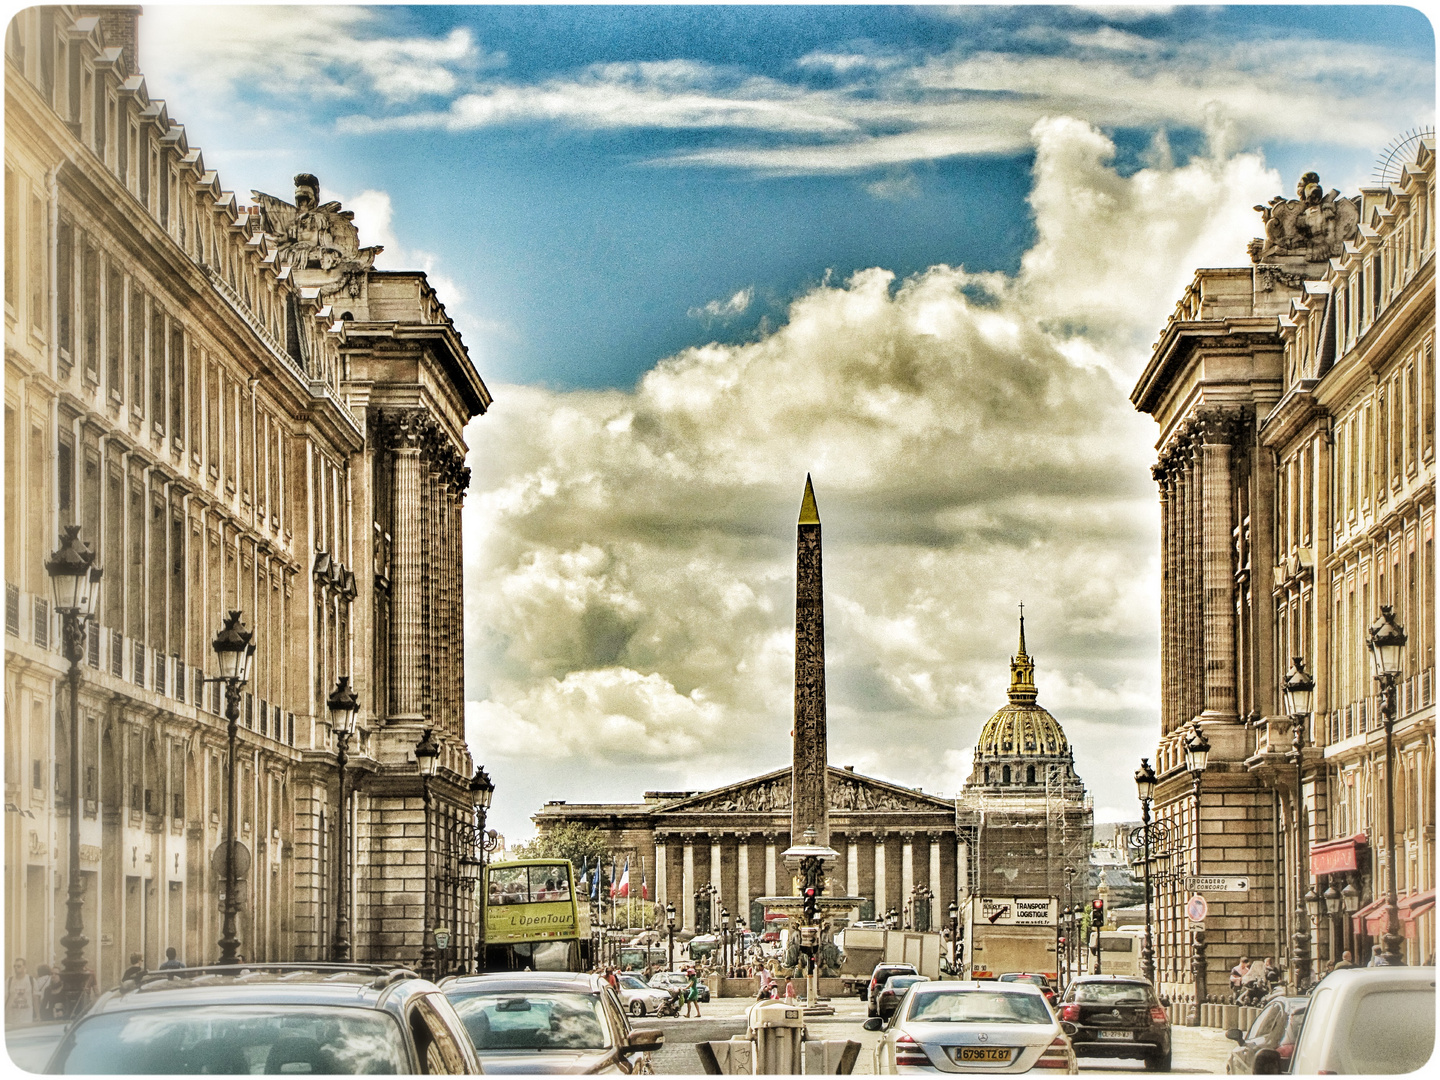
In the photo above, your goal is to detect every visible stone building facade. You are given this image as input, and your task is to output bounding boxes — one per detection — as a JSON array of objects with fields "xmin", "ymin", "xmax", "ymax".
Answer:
[
  {"xmin": 1131, "ymin": 143, "xmax": 1435, "ymax": 1002},
  {"xmin": 4, "ymin": 6, "xmax": 489, "ymax": 984}
]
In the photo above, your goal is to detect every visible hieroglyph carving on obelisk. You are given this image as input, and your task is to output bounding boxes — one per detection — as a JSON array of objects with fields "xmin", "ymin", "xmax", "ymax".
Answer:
[{"xmin": 792, "ymin": 475, "xmax": 830, "ymax": 849}]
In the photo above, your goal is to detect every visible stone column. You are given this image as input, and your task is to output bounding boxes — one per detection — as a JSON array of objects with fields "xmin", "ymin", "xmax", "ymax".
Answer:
[
  {"xmin": 1199, "ymin": 411, "xmax": 1240, "ymax": 719},
  {"xmin": 710, "ymin": 840, "xmax": 722, "ymax": 925},
  {"xmin": 792, "ymin": 477, "xmax": 829, "ymax": 847},
  {"xmin": 847, "ymin": 839, "xmax": 861, "ymax": 920},
  {"xmin": 764, "ymin": 834, "xmax": 777, "ymax": 897},
  {"xmin": 655, "ymin": 841, "xmax": 667, "ymax": 907},
  {"xmin": 682, "ymin": 838, "xmax": 695, "ymax": 932},
  {"xmin": 389, "ymin": 416, "xmax": 425, "ymax": 717},
  {"xmin": 901, "ymin": 834, "xmax": 915, "ymax": 923},
  {"xmin": 874, "ymin": 837, "xmax": 887, "ymax": 915},
  {"xmin": 929, "ymin": 836, "xmax": 942, "ymax": 927},
  {"xmin": 1155, "ymin": 463, "xmax": 1174, "ymax": 734},
  {"xmin": 737, "ymin": 838, "xmax": 750, "ymax": 924}
]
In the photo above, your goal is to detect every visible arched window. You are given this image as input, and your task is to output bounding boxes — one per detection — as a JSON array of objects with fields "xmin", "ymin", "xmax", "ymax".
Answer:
[
  {"xmin": 1027, "ymin": 765, "xmax": 1035, "ymax": 784},
  {"xmin": 984, "ymin": 766, "xmax": 991, "ymax": 784},
  {"xmin": 1003, "ymin": 765, "xmax": 1011, "ymax": 784}
]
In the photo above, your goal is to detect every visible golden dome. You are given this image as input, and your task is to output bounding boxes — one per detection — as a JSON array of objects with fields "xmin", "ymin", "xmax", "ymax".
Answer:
[{"xmin": 974, "ymin": 613, "xmax": 1071, "ymax": 758}]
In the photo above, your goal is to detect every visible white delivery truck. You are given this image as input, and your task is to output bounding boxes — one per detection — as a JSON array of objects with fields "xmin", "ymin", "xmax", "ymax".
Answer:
[{"xmin": 963, "ymin": 896, "xmax": 1059, "ymax": 982}]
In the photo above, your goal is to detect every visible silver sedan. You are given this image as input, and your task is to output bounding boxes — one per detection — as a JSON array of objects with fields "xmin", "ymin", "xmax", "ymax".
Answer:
[{"xmin": 865, "ymin": 980, "xmax": 1077, "ymax": 1074}]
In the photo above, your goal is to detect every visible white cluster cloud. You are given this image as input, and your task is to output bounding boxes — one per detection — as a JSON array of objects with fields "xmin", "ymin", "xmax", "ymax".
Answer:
[
  {"xmin": 688, "ymin": 287, "xmax": 755, "ymax": 323},
  {"xmin": 464, "ymin": 118, "xmax": 1279, "ymax": 826}
]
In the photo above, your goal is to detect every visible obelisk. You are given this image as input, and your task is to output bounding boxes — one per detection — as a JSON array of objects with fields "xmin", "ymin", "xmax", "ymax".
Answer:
[{"xmin": 792, "ymin": 474, "xmax": 829, "ymax": 850}]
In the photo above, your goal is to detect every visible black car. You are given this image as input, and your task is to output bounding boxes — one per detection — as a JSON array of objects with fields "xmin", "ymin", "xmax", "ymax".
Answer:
[
  {"xmin": 44, "ymin": 963, "xmax": 480, "ymax": 1074},
  {"xmin": 872, "ymin": 974, "xmax": 930, "ymax": 1021},
  {"xmin": 1224, "ymin": 995, "xmax": 1308, "ymax": 1074},
  {"xmin": 440, "ymin": 970, "xmax": 664, "ymax": 1074},
  {"xmin": 1057, "ymin": 974, "xmax": 1172, "ymax": 1071},
  {"xmin": 865, "ymin": 962, "xmax": 918, "ymax": 1010}
]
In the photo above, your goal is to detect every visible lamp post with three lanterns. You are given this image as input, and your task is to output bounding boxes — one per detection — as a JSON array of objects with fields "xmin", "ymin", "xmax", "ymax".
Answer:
[
  {"xmin": 327, "ymin": 677, "xmax": 360, "ymax": 962},
  {"xmin": 1283, "ymin": 657, "xmax": 1316, "ymax": 990},
  {"xmin": 46, "ymin": 526, "xmax": 102, "ymax": 1016},
  {"xmin": 1132, "ymin": 759, "xmax": 1158, "ymax": 987},
  {"xmin": 1367, "ymin": 606, "xmax": 1408, "ymax": 966}
]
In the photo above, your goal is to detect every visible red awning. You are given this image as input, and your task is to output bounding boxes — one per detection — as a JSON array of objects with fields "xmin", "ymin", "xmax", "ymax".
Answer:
[
  {"xmin": 1310, "ymin": 833, "xmax": 1368, "ymax": 876},
  {"xmin": 1352, "ymin": 890, "xmax": 1434, "ymax": 935},
  {"xmin": 764, "ymin": 911, "xmax": 790, "ymax": 922}
]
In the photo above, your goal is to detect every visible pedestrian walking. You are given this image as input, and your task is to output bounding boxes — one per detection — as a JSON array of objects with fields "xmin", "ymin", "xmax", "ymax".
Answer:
[
  {"xmin": 1368, "ymin": 944, "xmax": 1391, "ymax": 967},
  {"xmin": 683, "ymin": 969, "xmax": 703, "ymax": 1018},
  {"xmin": 1331, "ymin": 950, "xmax": 1355, "ymax": 971},
  {"xmin": 5, "ymin": 958, "xmax": 38, "ymax": 1025},
  {"xmin": 121, "ymin": 952, "xmax": 145, "ymax": 983},
  {"xmin": 158, "ymin": 947, "xmax": 185, "ymax": 972}
]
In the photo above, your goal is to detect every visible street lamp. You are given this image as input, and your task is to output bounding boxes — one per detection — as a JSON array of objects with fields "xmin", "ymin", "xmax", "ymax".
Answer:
[
  {"xmin": 948, "ymin": 901, "xmax": 959, "ymax": 976},
  {"xmin": 1183, "ymin": 727, "xmax": 1210, "ymax": 1014},
  {"xmin": 470, "ymin": 766, "xmax": 496, "ymax": 973},
  {"xmin": 1367, "ymin": 606, "xmax": 1407, "ymax": 966},
  {"xmin": 721, "ymin": 907, "xmax": 731, "ymax": 975},
  {"xmin": 1284, "ymin": 657, "xmax": 1316, "ymax": 990},
  {"xmin": 887, "ymin": 907, "xmax": 899, "ymax": 931},
  {"xmin": 46, "ymin": 526, "xmax": 101, "ymax": 1017},
  {"xmin": 1135, "ymin": 758, "xmax": 1158, "ymax": 986},
  {"xmin": 414, "ymin": 727, "xmax": 441, "ymax": 979},
  {"xmin": 212, "ymin": 611, "xmax": 256, "ymax": 966},
  {"xmin": 328, "ymin": 677, "xmax": 360, "ymax": 961},
  {"xmin": 665, "ymin": 901, "xmax": 677, "ymax": 970}
]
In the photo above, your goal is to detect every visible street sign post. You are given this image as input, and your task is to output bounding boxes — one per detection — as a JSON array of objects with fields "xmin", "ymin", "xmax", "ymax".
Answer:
[
  {"xmin": 1186, "ymin": 894, "xmax": 1208, "ymax": 923},
  {"xmin": 1185, "ymin": 876, "xmax": 1250, "ymax": 893}
]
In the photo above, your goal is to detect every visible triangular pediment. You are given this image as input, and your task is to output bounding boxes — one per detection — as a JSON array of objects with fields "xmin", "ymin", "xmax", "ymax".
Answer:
[{"xmin": 652, "ymin": 767, "xmax": 952, "ymax": 816}]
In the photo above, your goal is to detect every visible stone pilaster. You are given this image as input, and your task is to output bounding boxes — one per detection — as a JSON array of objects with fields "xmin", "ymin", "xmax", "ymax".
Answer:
[
  {"xmin": 1199, "ymin": 411, "xmax": 1242, "ymax": 719},
  {"xmin": 388, "ymin": 414, "xmax": 425, "ymax": 718}
]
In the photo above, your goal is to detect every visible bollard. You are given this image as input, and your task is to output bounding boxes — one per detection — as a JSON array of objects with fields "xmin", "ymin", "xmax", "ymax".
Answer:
[
  {"xmin": 750, "ymin": 1000, "xmax": 806, "ymax": 1074},
  {"xmin": 1203, "ymin": 1004, "xmax": 1214, "ymax": 1027},
  {"xmin": 1222, "ymin": 1004, "xmax": 1239, "ymax": 1032}
]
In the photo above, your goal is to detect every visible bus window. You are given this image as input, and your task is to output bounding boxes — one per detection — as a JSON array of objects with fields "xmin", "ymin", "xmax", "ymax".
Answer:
[
  {"xmin": 528, "ymin": 864, "xmax": 571, "ymax": 902},
  {"xmin": 489, "ymin": 866, "xmax": 530, "ymax": 905}
]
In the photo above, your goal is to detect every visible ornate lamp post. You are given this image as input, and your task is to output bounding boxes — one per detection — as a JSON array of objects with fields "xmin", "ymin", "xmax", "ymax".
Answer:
[
  {"xmin": 212, "ymin": 611, "xmax": 256, "ymax": 965},
  {"xmin": 666, "ymin": 902, "xmax": 676, "ymax": 970},
  {"xmin": 1322, "ymin": 881, "xmax": 1342, "ymax": 965},
  {"xmin": 1342, "ymin": 879, "xmax": 1361, "ymax": 960},
  {"xmin": 328, "ymin": 677, "xmax": 360, "ymax": 961},
  {"xmin": 470, "ymin": 767, "xmax": 495, "ymax": 972},
  {"xmin": 1184, "ymin": 727, "xmax": 1210, "ymax": 1014},
  {"xmin": 948, "ymin": 901, "xmax": 959, "ymax": 976},
  {"xmin": 414, "ymin": 727, "xmax": 441, "ymax": 979},
  {"xmin": 887, "ymin": 907, "xmax": 899, "ymax": 931},
  {"xmin": 1367, "ymin": 606, "xmax": 1408, "ymax": 966},
  {"xmin": 1283, "ymin": 657, "xmax": 1316, "ymax": 989},
  {"xmin": 46, "ymin": 526, "xmax": 101, "ymax": 1016},
  {"xmin": 1134, "ymin": 758, "xmax": 1158, "ymax": 986},
  {"xmin": 721, "ymin": 907, "xmax": 731, "ymax": 975}
]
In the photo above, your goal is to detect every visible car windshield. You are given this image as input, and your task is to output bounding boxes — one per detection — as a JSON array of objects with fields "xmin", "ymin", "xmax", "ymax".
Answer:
[
  {"xmin": 1000, "ymin": 975, "xmax": 1047, "ymax": 987},
  {"xmin": 907, "ymin": 990, "xmax": 1052, "ymax": 1025},
  {"xmin": 619, "ymin": 976, "xmax": 649, "ymax": 990},
  {"xmin": 447, "ymin": 991, "xmax": 612, "ymax": 1052},
  {"xmin": 885, "ymin": 977, "xmax": 927, "ymax": 992},
  {"xmin": 53, "ymin": 1005, "xmax": 409, "ymax": 1074},
  {"xmin": 1069, "ymin": 982, "xmax": 1152, "ymax": 1005}
]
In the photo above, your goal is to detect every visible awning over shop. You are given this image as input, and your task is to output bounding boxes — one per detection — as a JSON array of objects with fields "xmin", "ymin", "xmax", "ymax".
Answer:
[
  {"xmin": 1351, "ymin": 890, "xmax": 1434, "ymax": 935},
  {"xmin": 1310, "ymin": 832, "xmax": 1368, "ymax": 876}
]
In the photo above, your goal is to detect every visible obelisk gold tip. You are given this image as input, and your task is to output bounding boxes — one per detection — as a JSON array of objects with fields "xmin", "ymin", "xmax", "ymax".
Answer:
[{"xmin": 798, "ymin": 474, "xmax": 820, "ymax": 524}]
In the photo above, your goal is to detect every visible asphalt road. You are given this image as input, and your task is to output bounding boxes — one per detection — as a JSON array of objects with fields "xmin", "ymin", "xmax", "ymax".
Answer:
[{"xmin": 642, "ymin": 997, "xmax": 1236, "ymax": 1075}]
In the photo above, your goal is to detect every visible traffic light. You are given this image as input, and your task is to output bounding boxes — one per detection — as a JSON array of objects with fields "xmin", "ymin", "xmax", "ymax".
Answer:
[
  {"xmin": 1090, "ymin": 897, "xmax": 1105, "ymax": 928},
  {"xmin": 803, "ymin": 886, "xmax": 818, "ymax": 924}
]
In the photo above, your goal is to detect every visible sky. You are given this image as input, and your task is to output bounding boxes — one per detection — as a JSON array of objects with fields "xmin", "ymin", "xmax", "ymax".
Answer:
[{"xmin": 134, "ymin": 3, "xmax": 1435, "ymax": 846}]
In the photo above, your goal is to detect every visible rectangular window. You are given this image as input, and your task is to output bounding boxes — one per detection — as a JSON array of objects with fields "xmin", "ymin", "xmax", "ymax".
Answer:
[
  {"xmin": 4, "ymin": 407, "xmax": 16, "ymax": 569},
  {"xmin": 93, "ymin": 69, "xmax": 106, "ymax": 159},
  {"xmin": 1407, "ymin": 363, "xmax": 1419, "ymax": 474},
  {"xmin": 169, "ymin": 325, "xmax": 185, "ymax": 445},
  {"xmin": 104, "ymin": 470, "xmax": 122, "ymax": 627},
  {"xmin": 207, "ymin": 361, "xmax": 220, "ymax": 472},
  {"xmin": 82, "ymin": 241, "xmax": 99, "ymax": 377},
  {"xmin": 28, "ymin": 191, "xmax": 45, "ymax": 335},
  {"xmin": 1424, "ymin": 342, "xmax": 1435, "ymax": 460},
  {"xmin": 106, "ymin": 266, "xmax": 123, "ymax": 399},
  {"xmin": 57, "ymin": 219, "xmax": 73, "ymax": 356},
  {"xmin": 130, "ymin": 284, "xmax": 145, "ymax": 410},
  {"xmin": 159, "ymin": 150, "xmax": 169, "ymax": 228},
  {"xmin": 150, "ymin": 307, "xmax": 164, "ymax": 430},
  {"xmin": 57, "ymin": 437, "xmax": 73, "ymax": 526},
  {"xmin": 4, "ymin": 167, "xmax": 17, "ymax": 310},
  {"xmin": 139, "ymin": 130, "xmax": 149, "ymax": 208}
]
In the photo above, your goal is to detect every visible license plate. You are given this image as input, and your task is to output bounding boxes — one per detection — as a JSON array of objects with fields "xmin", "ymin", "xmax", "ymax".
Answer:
[
  {"xmin": 1097, "ymin": 1030, "xmax": 1134, "ymax": 1041},
  {"xmin": 952, "ymin": 1047, "xmax": 1016, "ymax": 1062}
]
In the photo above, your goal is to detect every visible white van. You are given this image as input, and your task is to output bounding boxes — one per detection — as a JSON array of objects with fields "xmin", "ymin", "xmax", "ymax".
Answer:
[{"xmin": 1283, "ymin": 966, "xmax": 1434, "ymax": 1075}]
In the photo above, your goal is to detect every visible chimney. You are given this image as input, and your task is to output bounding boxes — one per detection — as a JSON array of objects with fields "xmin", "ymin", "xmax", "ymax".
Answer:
[{"xmin": 80, "ymin": 6, "xmax": 142, "ymax": 78}]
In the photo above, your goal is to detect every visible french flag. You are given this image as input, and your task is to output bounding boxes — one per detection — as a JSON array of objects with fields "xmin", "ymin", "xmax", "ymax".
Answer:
[{"xmin": 614, "ymin": 858, "xmax": 631, "ymax": 899}]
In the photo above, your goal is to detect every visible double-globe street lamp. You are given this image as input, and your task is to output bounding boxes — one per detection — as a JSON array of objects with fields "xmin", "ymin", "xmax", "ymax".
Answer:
[
  {"xmin": 1283, "ymin": 657, "xmax": 1316, "ymax": 990},
  {"xmin": 415, "ymin": 727, "xmax": 441, "ymax": 979},
  {"xmin": 328, "ymin": 677, "xmax": 360, "ymax": 961},
  {"xmin": 46, "ymin": 526, "xmax": 102, "ymax": 1017},
  {"xmin": 1367, "ymin": 606, "xmax": 1408, "ymax": 966},
  {"xmin": 211, "ymin": 610, "xmax": 256, "ymax": 966},
  {"xmin": 666, "ymin": 902, "xmax": 677, "ymax": 970},
  {"xmin": 948, "ymin": 901, "xmax": 959, "ymax": 976},
  {"xmin": 1133, "ymin": 759, "xmax": 1158, "ymax": 987}
]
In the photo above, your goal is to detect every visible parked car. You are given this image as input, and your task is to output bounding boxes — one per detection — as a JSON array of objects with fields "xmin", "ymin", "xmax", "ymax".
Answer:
[
  {"xmin": 866, "ymin": 962, "xmax": 920, "ymax": 1007},
  {"xmin": 616, "ymin": 973, "xmax": 675, "ymax": 1017},
  {"xmin": 864, "ymin": 979, "xmax": 1076, "ymax": 1073},
  {"xmin": 648, "ymin": 970, "xmax": 688, "ymax": 994},
  {"xmin": 1056, "ymin": 974, "xmax": 1171, "ymax": 1071},
  {"xmin": 1224, "ymin": 995, "xmax": 1307, "ymax": 1074},
  {"xmin": 440, "ymin": 970, "xmax": 664, "ymax": 1074},
  {"xmin": 44, "ymin": 963, "xmax": 480, "ymax": 1074},
  {"xmin": 998, "ymin": 972, "xmax": 1058, "ymax": 1006},
  {"xmin": 1275, "ymin": 966, "xmax": 1434, "ymax": 1076},
  {"xmin": 874, "ymin": 974, "xmax": 931, "ymax": 1021}
]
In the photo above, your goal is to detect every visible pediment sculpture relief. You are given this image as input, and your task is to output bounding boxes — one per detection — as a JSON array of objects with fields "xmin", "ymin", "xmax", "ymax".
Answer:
[
  {"xmin": 252, "ymin": 173, "xmax": 384, "ymax": 297},
  {"xmin": 830, "ymin": 773, "xmax": 937, "ymax": 812},
  {"xmin": 681, "ymin": 777, "xmax": 791, "ymax": 813}
]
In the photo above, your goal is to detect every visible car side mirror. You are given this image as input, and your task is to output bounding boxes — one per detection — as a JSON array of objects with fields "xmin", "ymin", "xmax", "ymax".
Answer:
[
  {"xmin": 1225, "ymin": 1028, "xmax": 1244, "ymax": 1042},
  {"xmin": 1252, "ymin": 1048, "xmax": 1283, "ymax": 1074},
  {"xmin": 625, "ymin": 1028, "xmax": 664, "ymax": 1052},
  {"xmin": 1059, "ymin": 1021, "xmax": 1077, "ymax": 1037},
  {"xmin": 862, "ymin": 1017, "xmax": 884, "ymax": 1032}
]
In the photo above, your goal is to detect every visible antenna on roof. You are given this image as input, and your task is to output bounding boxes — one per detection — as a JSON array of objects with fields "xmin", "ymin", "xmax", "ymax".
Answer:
[{"xmin": 1373, "ymin": 127, "xmax": 1435, "ymax": 187}]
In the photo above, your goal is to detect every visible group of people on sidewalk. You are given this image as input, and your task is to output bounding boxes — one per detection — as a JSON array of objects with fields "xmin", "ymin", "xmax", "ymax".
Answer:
[{"xmin": 5, "ymin": 947, "xmax": 188, "ymax": 1026}]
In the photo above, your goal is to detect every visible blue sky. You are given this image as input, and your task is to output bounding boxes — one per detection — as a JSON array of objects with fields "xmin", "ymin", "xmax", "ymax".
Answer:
[{"xmin": 139, "ymin": 5, "xmax": 1433, "ymax": 844}]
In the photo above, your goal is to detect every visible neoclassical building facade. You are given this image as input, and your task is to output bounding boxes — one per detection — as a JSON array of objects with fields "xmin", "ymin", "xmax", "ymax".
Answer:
[
  {"xmin": 4, "ymin": 7, "xmax": 489, "ymax": 983},
  {"xmin": 1132, "ymin": 141, "xmax": 1434, "ymax": 1001}
]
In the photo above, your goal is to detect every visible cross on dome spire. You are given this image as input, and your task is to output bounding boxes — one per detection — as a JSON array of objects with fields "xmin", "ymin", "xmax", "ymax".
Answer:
[{"xmin": 1009, "ymin": 606, "xmax": 1037, "ymax": 704}]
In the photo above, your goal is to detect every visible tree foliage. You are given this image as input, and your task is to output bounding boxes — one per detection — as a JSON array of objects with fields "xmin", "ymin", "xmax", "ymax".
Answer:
[{"xmin": 511, "ymin": 822, "xmax": 611, "ymax": 870}]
